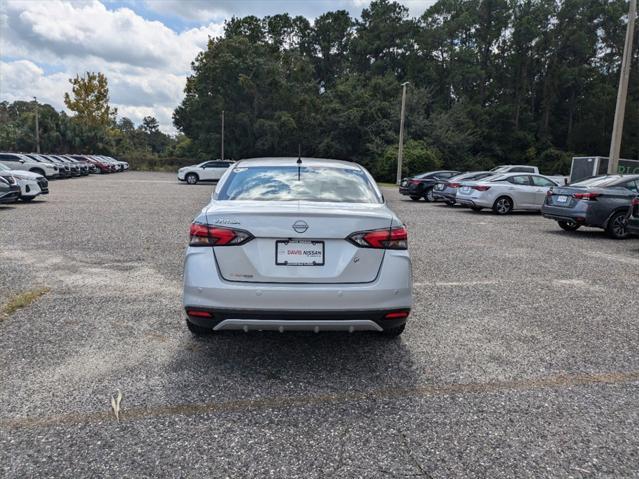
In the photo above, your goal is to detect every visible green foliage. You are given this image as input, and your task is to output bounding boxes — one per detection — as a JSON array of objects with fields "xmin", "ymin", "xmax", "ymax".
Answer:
[
  {"xmin": 173, "ymin": 0, "xmax": 638, "ymax": 178},
  {"xmin": 2, "ymin": 0, "xmax": 637, "ymax": 177},
  {"xmin": 64, "ymin": 72, "xmax": 116, "ymax": 128}
]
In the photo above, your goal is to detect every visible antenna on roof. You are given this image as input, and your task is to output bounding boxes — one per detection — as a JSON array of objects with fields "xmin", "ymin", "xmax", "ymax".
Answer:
[{"xmin": 297, "ymin": 144, "xmax": 302, "ymax": 180}]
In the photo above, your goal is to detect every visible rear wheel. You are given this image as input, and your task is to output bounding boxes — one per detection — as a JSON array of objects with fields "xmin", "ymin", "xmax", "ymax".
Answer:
[
  {"xmin": 606, "ymin": 212, "xmax": 629, "ymax": 239},
  {"xmin": 424, "ymin": 188, "xmax": 435, "ymax": 202},
  {"xmin": 558, "ymin": 220, "xmax": 580, "ymax": 232},
  {"xmin": 492, "ymin": 196, "xmax": 513, "ymax": 215},
  {"xmin": 410, "ymin": 195, "xmax": 421, "ymax": 201},
  {"xmin": 445, "ymin": 200, "xmax": 455, "ymax": 206},
  {"xmin": 185, "ymin": 173, "xmax": 199, "ymax": 185},
  {"xmin": 380, "ymin": 324, "xmax": 405, "ymax": 338},
  {"xmin": 186, "ymin": 318, "xmax": 213, "ymax": 335}
]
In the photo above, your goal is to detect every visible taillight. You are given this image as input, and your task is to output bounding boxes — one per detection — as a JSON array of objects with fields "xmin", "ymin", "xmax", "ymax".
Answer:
[
  {"xmin": 449, "ymin": 183, "xmax": 461, "ymax": 188},
  {"xmin": 189, "ymin": 223, "xmax": 254, "ymax": 246},
  {"xmin": 473, "ymin": 185, "xmax": 491, "ymax": 191},
  {"xmin": 408, "ymin": 179, "xmax": 420, "ymax": 185},
  {"xmin": 546, "ymin": 189, "xmax": 554, "ymax": 196},
  {"xmin": 384, "ymin": 310, "xmax": 410, "ymax": 319},
  {"xmin": 573, "ymin": 192, "xmax": 600, "ymax": 201},
  {"xmin": 631, "ymin": 197, "xmax": 639, "ymax": 206},
  {"xmin": 348, "ymin": 226, "xmax": 408, "ymax": 250}
]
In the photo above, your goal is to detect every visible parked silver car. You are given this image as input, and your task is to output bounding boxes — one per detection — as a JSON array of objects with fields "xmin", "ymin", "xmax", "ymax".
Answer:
[
  {"xmin": 456, "ymin": 173, "xmax": 559, "ymax": 214},
  {"xmin": 433, "ymin": 171, "xmax": 493, "ymax": 205},
  {"xmin": 183, "ymin": 158, "xmax": 412, "ymax": 337}
]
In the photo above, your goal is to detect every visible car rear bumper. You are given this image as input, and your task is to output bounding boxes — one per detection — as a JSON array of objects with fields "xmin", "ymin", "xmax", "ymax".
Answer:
[
  {"xmin": 183, "ymin": 247, "xmax": 412, "ymax": 330},
  {"xmin": 399, "ymin": 186, "xmax": 420, "ymax": 196},
  {"xmin": 185, "ymin": 308, "xmax": 410, "ymax": 332},
  {"xmin": 457, "ymin": 197, "xmax": 491, "ymax": 208},
  {"xmin": 541, "ymin": 204, "xmax": 598, "ymax": 226},
  {"xmin": 433, "ymin": 191, "xmax": 455, "ymax": 202},
  {"xmin": 627, "ymin": 218, "xmax": 639, "ymax": 235}
]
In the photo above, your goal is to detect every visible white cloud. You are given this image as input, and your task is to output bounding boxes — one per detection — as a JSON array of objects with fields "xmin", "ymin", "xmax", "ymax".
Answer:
[
  {"xmin": 144, "ymin": 0, "xmax": 437, "ymax": 21},
  {"xmin": 0, "ymin": 0, "xmax": 435, "ymax": 134},
  {"xmin": 0, "ymin": 0, "xmax": 223, "ymax": 134}
]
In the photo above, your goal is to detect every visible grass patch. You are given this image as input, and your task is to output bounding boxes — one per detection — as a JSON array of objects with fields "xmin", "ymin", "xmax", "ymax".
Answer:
[
  {"xmin": 377, "ymin": 182, "xmax": 399, "ymax": 188},
  {"xmin": 1, "ymin": 287, "xmax": 50, "ymax": 320}
]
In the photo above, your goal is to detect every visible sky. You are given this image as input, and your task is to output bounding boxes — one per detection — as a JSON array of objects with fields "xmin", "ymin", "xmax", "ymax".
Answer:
[{"xmin": 0, "ymin": 0, "xmax": 436, "ymax": 134}]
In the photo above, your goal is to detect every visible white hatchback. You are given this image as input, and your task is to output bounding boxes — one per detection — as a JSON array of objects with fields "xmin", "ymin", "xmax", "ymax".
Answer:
[
  {"xmin": 456, "ymin": 172, "xmax": 559, "ymax": 214},
  {"xmin": 178, "ymin": 160, "xmax": 234, "ymax": 185},
  {"xmin": 183, "ymin": 158, "xmax": 412, "ymax": 337}
]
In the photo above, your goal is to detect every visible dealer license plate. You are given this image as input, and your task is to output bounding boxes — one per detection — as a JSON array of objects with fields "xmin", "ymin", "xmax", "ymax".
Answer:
[{"xmin": 276, "ymin": 240, "xmax": 325, "ymax": 266}]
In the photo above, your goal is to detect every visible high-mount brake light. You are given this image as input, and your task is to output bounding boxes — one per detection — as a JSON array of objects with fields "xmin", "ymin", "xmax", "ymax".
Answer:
[
  {"xmin": 189, "ymin": 223, "xmax": 254, "ymax": 247},
  {"xmin": 573, "ymin": 192, "xmax": 600, "ymax": 201},
  {"xmin": 347, "ymin": 226, "xmax": 408, "ymax": 250}
]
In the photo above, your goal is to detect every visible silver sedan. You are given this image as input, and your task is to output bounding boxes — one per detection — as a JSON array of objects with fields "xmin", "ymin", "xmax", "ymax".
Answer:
[{"xmin": 183, "ymin": 157, "xmax": 412, "ymax": 337}]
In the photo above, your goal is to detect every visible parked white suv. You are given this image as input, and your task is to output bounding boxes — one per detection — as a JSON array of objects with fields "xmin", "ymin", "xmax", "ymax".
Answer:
[
  {"xmin": 178, "ymin": 160, "xmax": 234, "ymax": 185},
  {"xmin": 0, "ymin": 152, "xmax": 59, "ymax": 178}
]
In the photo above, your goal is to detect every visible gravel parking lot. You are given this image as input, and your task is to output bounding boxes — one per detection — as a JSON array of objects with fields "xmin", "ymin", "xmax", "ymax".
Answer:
[{"xmin": 1, "ymin": 171, "xmax": 638, "ymax": 477}]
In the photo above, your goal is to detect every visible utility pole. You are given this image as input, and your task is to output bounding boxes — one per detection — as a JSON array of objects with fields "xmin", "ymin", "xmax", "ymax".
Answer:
[
  {"xmin": 33, "ymin": 96, "xmax": 40, "ymax": 154},
  {"xmin": 220, "ymin": 110, "xmax": 225, "ymax": 161},
  {"xmin": 608, "ymin": 0, "xmax": 636, "ymax": 174},
  {"xmin": 396, "ymin": 82, "xmax": 410, "ymax": 185}
]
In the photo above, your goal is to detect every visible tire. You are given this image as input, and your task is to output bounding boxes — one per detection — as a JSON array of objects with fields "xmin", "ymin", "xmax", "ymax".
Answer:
[
  {"xmin": 380, "ymin": 324, "xmax": 405, "ymax": 338},
  {"xmin": 20, "ymin": 196, "xmax": 35, "ymax": 202},
  {"xmin": 557, "ymin": 220, "xmax": 580, "ymax": 232},
  {"xmin": 424, "ymin": 188, "xmax": 435, "ymax": 202},
  {"xmin": 471, "ymin": 206, "xmax": 483, "ymax": 212},
  {"xmin": 492, "ymin": 196, "xmax": 513, "ymax": 215},
  {"xmin": 410, "ymin": 196, "xmax": 421, "ymax": 201},
  {"xmin": 186, "ymin": 318, "xmax": 213, "ymax": 335},
  {"xmin": 31, "ymin": 168, "xmax": 45, "ymax": 177},
  {"xmin": 185, "ymin": 173, "xmax": 199, "ymax": 185},
  {"xmin": 606, "ymin": 212, "xmax": 629, "ymax": 239},
  {"xmin": 445, "ymin": 201, "xmax": 455, "ymax": 207}
]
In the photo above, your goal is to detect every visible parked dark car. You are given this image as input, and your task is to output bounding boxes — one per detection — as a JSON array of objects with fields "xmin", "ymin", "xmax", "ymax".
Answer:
[
  {"xmin": 433, "ymin": 171, "xmax": 493, "ymax": 205},
  {"xmin": 626, "ymin": 196, "xmax": 639, "ymax": 236},
  {"xmin": 0, "ymin": 175, "xmax": 21, "ymax": 203},
  {"xmin": 399, "ymin": 170, "xmax": 461, "ymax": 202},
  {"xmin": 542, "ymin": 174, "xmax": 639, "ymax": 239}
]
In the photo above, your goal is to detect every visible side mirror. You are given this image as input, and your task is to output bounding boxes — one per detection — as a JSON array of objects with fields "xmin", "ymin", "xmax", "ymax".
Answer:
[{"xmin": 19, "ymin": 159, "xmax": 25, "ymax": 163}]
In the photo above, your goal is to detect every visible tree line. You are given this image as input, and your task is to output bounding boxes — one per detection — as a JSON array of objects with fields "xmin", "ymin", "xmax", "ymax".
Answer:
[
  {"xmin": 0, "ymin": 72, "xmax": 188, "ymax": 167},
  {"xmin": 175, "ymin": 0, "xmax": 639, "ymax": 179},
  {"xmin": 1, "ymin": 0, "xmax": 637, "ymax": 179}
]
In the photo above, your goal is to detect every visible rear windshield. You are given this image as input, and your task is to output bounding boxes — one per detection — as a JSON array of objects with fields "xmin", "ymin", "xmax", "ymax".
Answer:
[{"xmin": 217, "ymin": 166, "xmax": 381, "ymax": 203}]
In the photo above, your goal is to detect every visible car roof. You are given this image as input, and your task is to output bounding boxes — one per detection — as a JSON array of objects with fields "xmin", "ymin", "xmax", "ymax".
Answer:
[{"xmin": 235, "ymin": 157, "xmax": 362, "ymax": 170}]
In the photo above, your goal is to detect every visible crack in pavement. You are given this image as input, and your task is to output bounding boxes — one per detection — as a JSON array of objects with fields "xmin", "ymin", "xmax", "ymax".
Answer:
[{"xmin": 2, "ymin": 369, "xmax": 638, "ymax": 431}]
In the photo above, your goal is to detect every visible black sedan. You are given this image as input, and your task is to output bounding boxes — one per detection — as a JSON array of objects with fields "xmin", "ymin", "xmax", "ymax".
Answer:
[
  {"xmin": 542, "ymin": 174, "xmax": 639, "ymax": 239},
  {"xmin": 399, "ymin": 170, "xmax": 461, "ymax": 202}
]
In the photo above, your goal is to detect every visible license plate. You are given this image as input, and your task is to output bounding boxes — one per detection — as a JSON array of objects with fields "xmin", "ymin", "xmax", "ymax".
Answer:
[
  {"xmin": 556, "ymin": 195, "xmax": 569, "ymax": 203},
  {"xmin": 460, "ymin": 186, "xmax": 471, "ymax": 194},
  {"xmin": 276, "ymin": 240, "xmax": 325, "ymax": 266},
  {"xmin": 435, "ymin": 184, "xmax": 444, "ymax": 190}
]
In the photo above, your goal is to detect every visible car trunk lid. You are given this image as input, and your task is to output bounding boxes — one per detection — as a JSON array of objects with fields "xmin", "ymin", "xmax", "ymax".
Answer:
[{"xmin": 205, "ymin": 201, "xmax": 393, "ymax": 283}]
